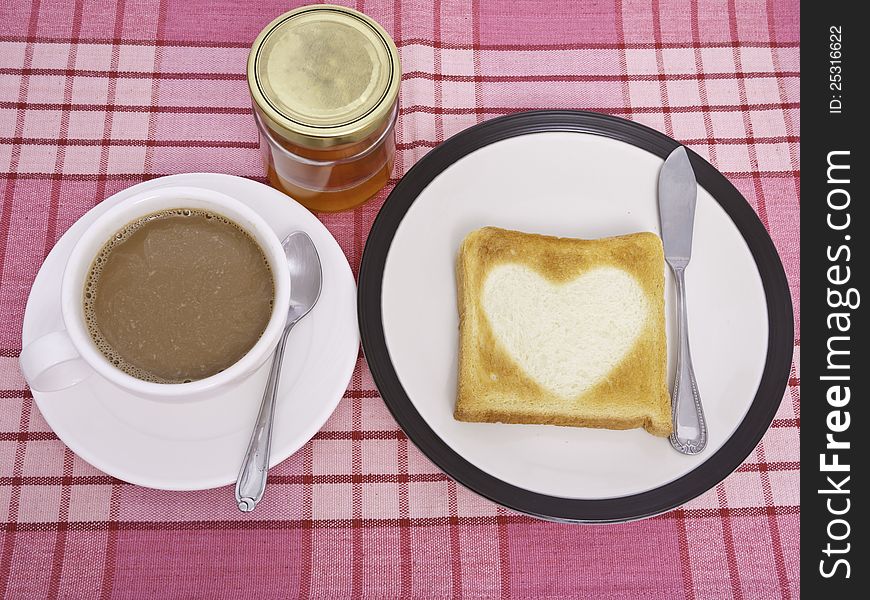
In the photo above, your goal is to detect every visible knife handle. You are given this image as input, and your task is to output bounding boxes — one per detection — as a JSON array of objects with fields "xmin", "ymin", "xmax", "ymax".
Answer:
[{"xmin": 669, "ymin": 265, "xmax": 708, "ymax": 455}]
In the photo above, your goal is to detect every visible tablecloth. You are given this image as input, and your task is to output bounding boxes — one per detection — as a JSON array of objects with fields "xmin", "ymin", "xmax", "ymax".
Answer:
[{"xmin": 0, "ymin": 0, "xmax": 799, "ymax": 598}]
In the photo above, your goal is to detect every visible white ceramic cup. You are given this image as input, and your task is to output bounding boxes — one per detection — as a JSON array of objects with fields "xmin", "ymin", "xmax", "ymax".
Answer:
[{"xmin": 19, "ymin": 185, "xmax": 291, "ymax": 400}]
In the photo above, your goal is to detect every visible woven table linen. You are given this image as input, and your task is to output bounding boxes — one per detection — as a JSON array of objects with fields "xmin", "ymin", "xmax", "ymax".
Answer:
[{"xmin": 0, "ymin": 0, "xmax": 799, "ymax": 598}]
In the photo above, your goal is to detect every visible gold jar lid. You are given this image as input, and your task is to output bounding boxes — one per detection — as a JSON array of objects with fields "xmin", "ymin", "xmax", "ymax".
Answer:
[{"xmin": 248, "ymin": 4, "xmax": 401, "ymax": 149}]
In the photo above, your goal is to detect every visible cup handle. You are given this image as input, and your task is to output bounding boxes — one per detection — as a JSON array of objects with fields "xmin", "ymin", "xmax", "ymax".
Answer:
[{"xmin": 19, "ymin": 330, "xmax": 92, "ymax": 392}]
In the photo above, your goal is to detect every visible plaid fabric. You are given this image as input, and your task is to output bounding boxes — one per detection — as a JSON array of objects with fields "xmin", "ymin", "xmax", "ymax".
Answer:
[{"xmin": 0, "ymin": 0, "xmax": 799, "ymax": 598}]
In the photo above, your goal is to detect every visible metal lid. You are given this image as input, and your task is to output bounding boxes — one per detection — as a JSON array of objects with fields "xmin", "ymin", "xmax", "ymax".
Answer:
[{"xmin": 248, "ymin": 4, "xmax": 401, "ymax": 148}]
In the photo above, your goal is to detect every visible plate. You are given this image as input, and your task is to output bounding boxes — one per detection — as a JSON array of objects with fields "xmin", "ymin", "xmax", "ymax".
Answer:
[
  {"xmin": 358, "ymin": 111, "xmax": 793, "ymax": 522},
  {"xmin": 22, "ymin": 173, "xmax": 359, "ymax": 490}
]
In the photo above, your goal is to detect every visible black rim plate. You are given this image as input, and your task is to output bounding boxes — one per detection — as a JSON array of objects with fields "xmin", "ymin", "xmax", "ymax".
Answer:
[{"xmin": 358, "ymin": 110, "xmax": 793, "ymax": 523}]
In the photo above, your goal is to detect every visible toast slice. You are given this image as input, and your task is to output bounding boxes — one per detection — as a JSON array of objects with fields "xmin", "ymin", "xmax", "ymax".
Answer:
[{"xmin": 455, "ymin": 227, "xmax": 672, "ymax": 437}]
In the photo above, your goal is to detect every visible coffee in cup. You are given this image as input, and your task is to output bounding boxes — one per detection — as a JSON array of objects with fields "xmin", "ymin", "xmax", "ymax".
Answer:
[{"xmin": 84, "ymin": 208, "xmax": 275, "ymax": 384}]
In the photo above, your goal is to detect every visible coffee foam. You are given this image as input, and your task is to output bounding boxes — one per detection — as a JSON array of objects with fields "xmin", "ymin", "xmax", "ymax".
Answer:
[{"xmin": 83, "ymin": 208, "xmax": 271, "ymax": 384}]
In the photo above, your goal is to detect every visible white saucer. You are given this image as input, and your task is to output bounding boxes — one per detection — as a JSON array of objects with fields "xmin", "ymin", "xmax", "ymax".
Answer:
[{"xmin": 22, "ymin": 173, "xmax": 359, "ymax": 490}]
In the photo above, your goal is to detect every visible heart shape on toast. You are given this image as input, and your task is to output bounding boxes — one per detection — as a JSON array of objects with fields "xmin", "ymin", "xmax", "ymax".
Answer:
[{"xmin": 481, "ymin": 264, "xmax": 649, "ymax": 399}]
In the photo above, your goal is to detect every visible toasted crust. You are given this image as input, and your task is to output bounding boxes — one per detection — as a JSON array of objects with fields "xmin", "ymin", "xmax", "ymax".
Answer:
[{"xmin": 455, "ymin": 227, "xmax": 672, "ymax": 437}]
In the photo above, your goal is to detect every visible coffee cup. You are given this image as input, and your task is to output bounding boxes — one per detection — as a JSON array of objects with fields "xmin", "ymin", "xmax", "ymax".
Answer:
[{"xmin": 19, "ymin": 185, "xmax": 291, "ymax": 400}]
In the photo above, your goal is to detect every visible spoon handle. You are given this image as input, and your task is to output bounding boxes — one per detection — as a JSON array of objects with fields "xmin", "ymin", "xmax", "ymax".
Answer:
[
  {"xmin": 668, "ymin": 265, "xmax": 707, "ymax": 455},
  {"xmin": 235, "ymin": 327, "xmax": 292, "ymax": 512}
]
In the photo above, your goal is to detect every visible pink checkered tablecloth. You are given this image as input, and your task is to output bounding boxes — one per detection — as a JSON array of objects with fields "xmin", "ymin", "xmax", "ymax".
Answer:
[{"xmin": 0, "ymin": 0, "xmax": 799, "ymax": 598}]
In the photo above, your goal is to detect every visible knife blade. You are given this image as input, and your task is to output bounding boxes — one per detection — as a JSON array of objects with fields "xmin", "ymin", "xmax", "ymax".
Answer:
[
  {"xmin": 658, "ymin": 146, "xmax": 697, "ymax": 266},
  {"xmin": 658, "ymin": 145, "xmax": 707, "ymax": 455}
]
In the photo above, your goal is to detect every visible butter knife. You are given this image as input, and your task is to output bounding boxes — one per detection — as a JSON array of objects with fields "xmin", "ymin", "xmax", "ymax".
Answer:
[{"xmin": 658, "ymin": 146, "xmax": 707, "ymax": 454}]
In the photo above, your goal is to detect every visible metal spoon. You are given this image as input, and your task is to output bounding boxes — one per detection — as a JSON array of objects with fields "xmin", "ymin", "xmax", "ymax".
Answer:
[{"xmin": 235, "ymin": 231, "xmax": 322, "ymax": 512}]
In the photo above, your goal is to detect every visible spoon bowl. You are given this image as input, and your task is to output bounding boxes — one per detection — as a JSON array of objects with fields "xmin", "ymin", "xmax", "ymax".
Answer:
[{"xmin": 284, "ymin": 231, "xmax": 323, "ymax": 324}]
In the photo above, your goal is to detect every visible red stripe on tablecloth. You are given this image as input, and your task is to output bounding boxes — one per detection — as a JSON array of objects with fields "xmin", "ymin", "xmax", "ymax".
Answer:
[
  {"xmin": 685, "ymin": 135, "xmax": 798, "ymax": 146},
  {"xmin": 788, "ymin": 367, "xmax": 801, "ymax": 422},
  {"xmin": 0, "ymin": 476, "xmax": 118, "ymax": 485},
  {"xmin": 0, "ymin": 68, "xmax": 799, "ymax": 82},
  {"xmin": 447, "ymin": 480, "xmax": 462, "ymax": 598},
  {"xmin": 351, "ymin": 356, "xmax": 364, "ymax": 598},
  {"xmin": 0, "ymin": 138, "xmax": 260, "ymax": 148},
  {"xmin": 297, "ymin": 443, "xmax": 313, "ymax": 600},
  {"xmin": 0, "ymin": 35, "xmax": 251, "ymax": 48},
  {"xmin": 394, "ymin": 102, "xmax": 800, "ymax": 115},
  {"xmin": 397, "ymin": 435, "xmax": 412, "ymax": 596},
  {"xmin": 0, "ymin": 35, "xmax": 251, "ymax": 47},
  {"xmin": 0, "ymin": 101, "xmax": 253, "ymax": 114},
  {"xmin": 0, "ymin": 101, "xmax": 801, "ymax": 118},
  {"xmin": 472, "ymin": 0, "xmax": 483, "ymax": 124},
  {"xmin": 0, "ymin": 3, "xmax": 41, "ymax": 591},
  {"xmin": 716, "ymin": 484, "xmax": 744, "ymax": 599},
  {"xmin": 788, "ymin": 399, "xmax": 801, "ymax": 430},
  {"xmin": 0, "ymin": 432, "xmax": 60, "ymax": 441},
  {"xmin": 94, "ymin": 0, "xmax": 126, "ymax": 213},
  {"xmin": 0, "ymin": 389, "xmax": 33, "ymax": 399},
  {"xmin": 1, "ymin": 506, "xmax": 802, "ymax": 534},
  {"xmin": 0, "ymin": 387, "xmax": 393, "ymax": 402},
  {"xmin": 615, "ymin": 0, "xmax": 633, "ymax": 121},
  {"xmin": 0, "ymin": 169, "xmax": 803, "ymax": 182},
  {"xmin": 0, "ymin": 463, "xmax": 801, "ymax": 487},
  {"xmin": 0, "ymin": 134, "xmax": 800, "ymax": 151},
  {"xmin": 736, "ymin": 461, "xmax": 799, "ymax": 473},
  {"xmin": 0, "ymin": 473, "xmax": 442, "ymax": 486},
  {"xmin": 727, "ymin": 0, "xmax": 769, "ymax": 231},
  {"xmin": 691, "ymin": 0, "xmax": 719, "ymax": 167},
  {"xmin": 143, "ymin": 0, "xmax": 168, "ymax": 177},
  {"xmin": 674, "ymin": 508, "xmax": 695, "ymax": 600},
  {"xmin": 343, "ymin": 389, "xmax": 381, "ymax": 399},
  {"xmin": 433, "ymin": 0, "xmax": 444, "ymax": 144},
  {"xmin": 393, "ymin": 0, "xmax": 408, "ymax": 52},
  {"xmin": 650, "ymin": 0, "xmax": 675, "ymax": 138},
  {"xmin": 766, "ymin": 0, "xmax": 801, "ymax": 201},
  {"xmin": 393, "ymin": 135, "xmax": 799, "ymax": 151},
  {"xmin": 756, "ymin": 444, "xmax": 792, "ymax": 599},
  {"xmin": 46, "ymin": 448, "xmax": 75, "ymax": 600},
  {"xmin": 0, "ymin": 34, "xmax": 801, "ymax": 50},
  {"xmin": 0, "ymin": 67, "xmax": 247, "ymax": 79},
  {"xmin": 0, "ymin": 12, "xmax": 40, "ymax": 295},
  {"xmin": 42, "ymin": 0, "xmax": 84, "ymax": 263},
  {"xmin": 99, "ymin": 478, "xmax": 121, "ymax": 600},
  {"xmin": 771, "ymin": 418, "xmax": 799, "ymax": 428},
  {"xmin": 0, "ymin": 169, "xmax": 176, "ymax": 185},
  {"xmin": 497, "ymin": 513, "xmax": 511, "ymax": 599},
  {"xmin": 403, "ymin": 72, "xmax": 798, "ymax": 82},
  {"xmin": 0, "ymin": 397, "xmax": 34, "ymax": 595}
]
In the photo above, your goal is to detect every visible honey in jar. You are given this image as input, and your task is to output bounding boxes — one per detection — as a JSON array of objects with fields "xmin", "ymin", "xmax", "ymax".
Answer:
[{"xmin": 247, "ymin": 5, "xmax": 401, "ymax": 212}]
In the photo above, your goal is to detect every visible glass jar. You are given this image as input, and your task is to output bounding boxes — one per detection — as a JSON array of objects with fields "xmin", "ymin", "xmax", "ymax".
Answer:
[{"xmin": 247, "ymin": 5, "xmax": 401, "ymax": 212}]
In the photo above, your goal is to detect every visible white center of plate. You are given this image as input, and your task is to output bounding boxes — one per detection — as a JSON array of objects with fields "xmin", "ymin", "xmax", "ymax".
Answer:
[{"xmin": 482, "ymin": 264, "xmax": 648, "ymax": 398}]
